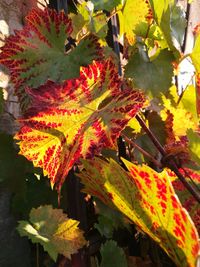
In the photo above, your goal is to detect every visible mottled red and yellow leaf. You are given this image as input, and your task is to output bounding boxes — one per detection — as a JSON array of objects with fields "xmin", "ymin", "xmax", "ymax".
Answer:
[
  {"xmin": 168, "ymin": 168, "xmax": 200, "ymax": 233},
  {"xmin": 15, "ymin": 59, "xmax": 145, "ymax": 189},
  {"xmin": 79, "ymin": 157, "xmax": 199, "ymax": 267}
]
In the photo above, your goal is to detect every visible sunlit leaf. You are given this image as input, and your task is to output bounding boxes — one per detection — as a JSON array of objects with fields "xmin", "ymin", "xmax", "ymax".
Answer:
[
  {"xmin": 160, "ymin": 92, "xmax": 197, "ymax": 140},
  {"xmin": 167, "ymin": 168, "xmax": 200, "ymax": 233},
  {"xmin": 149, "ymin": 0, "xmax": 186, "ymax": 57},
  {"xmin": 79, "ymin": 157, "xmax": 199, "ymax": 267},
  {"xmin": 15, "ymin": 59, "xmax": 145, "ymax": 189},
  {"xmin": 17, "ymin": 205, "xmax": 87, "ymax": 261},
  {"xmin": 100, "ymin": 240, "xmax": 128, "ymax": 267},
  {"xmin": 125, "ymin": 49, "xmax": 174, "ymax": 97},
  {"xmin": 119, "ymin": 0, "xmax": 149, "ymax": 44},
  {"xmin": 191, "ymin": 34, "xmax": 200, "ymax": 73},
  {"xmin": 0, "ymin": 8, "xmax": 102, "ymax": 97}
]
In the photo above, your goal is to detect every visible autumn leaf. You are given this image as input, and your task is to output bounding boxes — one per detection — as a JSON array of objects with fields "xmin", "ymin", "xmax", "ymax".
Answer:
[
  {"xmin": 167, "ymin": 168, "xmax": 200, "ymax": 233},
  {"xmin": 78, "ymin": 157, "xmax": 199, "ymax": 267},
  {"xmin": 15, "ymin": 59, "xmax": 145, "ymax": 189},
  {"xmin": 0, "ymin": 8, "xmax": 102, "ymax": 97},
  {"xmin": 17, "ymin": 205, "xmax": 87, "ymax": 261}
]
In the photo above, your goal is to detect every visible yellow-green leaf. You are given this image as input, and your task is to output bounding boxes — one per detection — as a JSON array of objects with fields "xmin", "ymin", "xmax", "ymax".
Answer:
[
  {"xmin": 119, "ymin": 0, "xmax": 149, "ymax": 44},
  {"xmin": 17, "ymin": 205, "xmax": 87, "ymax": 261}
]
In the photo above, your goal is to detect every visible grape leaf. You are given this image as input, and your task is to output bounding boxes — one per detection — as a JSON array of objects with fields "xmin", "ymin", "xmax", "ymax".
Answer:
[
  {"xmin": 15, "ymin": 59, "xmax": 145, "ymax": 189},
  {"xmin": 0, "ymin": 8, "xmax": 101, "ymax": 96},
  {"xmin": 78, "ymin": 157, "xmax": 199, "ymax": 267},
  {"xmin": 17, "ymin": 205, "xmax": 87, "ymax": 261},
  {"xmin": 100, "ymin": 240, "xmax": 128, "ymax": 267},
  {"xmin": 119, "ymin": 0, "xmax": 149, "ymax": 44},
  {"xmin": 168, "ymin": 168, "xmax": 200, "ymax": 233},
  {"xmin": 161, "ymin": 91, "xmax": 197, "ymax": 140},
  {"xmin": 149, "ymin": 0, "xmax": 185, "ymax": 58},
  {"xmin": 125, "ymin": 49, "xmax": 174, "ymax": 97},
  {"xmin": 91, "ymin": 0, "xmax": 121, "ymax": 12}
]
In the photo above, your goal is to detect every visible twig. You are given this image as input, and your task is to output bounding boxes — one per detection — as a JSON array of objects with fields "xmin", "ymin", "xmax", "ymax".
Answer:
[
  {"xmin": 122, "ymin": 133, "xmax": 162, "ymax": 168},
  {"xmin": 136, "ymin": 114, "xmax": 166, "ymax": 156}
]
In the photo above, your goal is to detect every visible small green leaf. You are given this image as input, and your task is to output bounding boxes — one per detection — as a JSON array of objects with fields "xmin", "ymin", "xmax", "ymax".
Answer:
[
  {"xmin": 92, "ymin": 0, "xmax": 121, "ymax": 12},
  {"xmin": 187, "ymin": 129, "xmax": 200, "ymax": 166},
  {"xmin": 125, "ymin": 48, "xmax": 174, "ymax": 97},
  {"xmin": 100, "ymin": 240, "xmax": 128, "ymax": 267},
  {"xmin": 17, "ymin": 205, "xmax": 87, "ymax": 261}
]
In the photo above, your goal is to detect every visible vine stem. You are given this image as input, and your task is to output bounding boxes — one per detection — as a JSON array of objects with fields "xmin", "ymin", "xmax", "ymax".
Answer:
[
  {"xmin": 122, "ymin": 133, "xmax": 162, "ymax": 168},
  {"xmin": 110, "ymin": 11, "xmax": 200, "ymax": 204}
]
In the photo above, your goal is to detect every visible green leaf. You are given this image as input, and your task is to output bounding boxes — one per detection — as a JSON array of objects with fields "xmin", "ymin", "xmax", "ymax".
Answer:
[
  {"xmin": 92, "ymin": 0, "xmax": 121, "ymax": 12},
  {"xmin": 95, "ymin": 199, "xmax": 127, "ymax": 238},
  {"xmin": 100, "ymin": 240, "xmax": 128, "ymax": 267},
  {"xmin": 15, "ymin": 59, "xmax": 144, "ymax": 189},
  {"xmin": 149, "ymin": 0, "xmax": 185, "ymax": 57},
  {"xmin": 125, "ymin": 48, "xmax": 174, "ymax": 97},
  {"xmin": 17, "ymin": 205, "xmax": 87, "ymax": 261},
  {"xmin": 0, "ymin": 8, "xmax": 101, "ymax": 95},
  {"xmin": 79, "ymin": 157, "xmax": 199, "ymax": 267},
  {"xmin": 187, "ymin": 129, "xmax": 200, "ymax": 166}
]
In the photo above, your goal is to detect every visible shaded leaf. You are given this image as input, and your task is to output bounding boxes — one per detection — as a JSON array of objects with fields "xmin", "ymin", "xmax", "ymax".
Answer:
[
  {"xmin": 95, "ymin": 199, "xmax": 127, "ymax": 238},
  {"xmin": 125, "ymin": 49, "xmax": 174, "ymax": 97},
  {"xmin": 119, "ymin": 0, "xmax": 149, "ymax": 44},
  {"xmin": 79, "ymin": 157, "xmax": 199, "ymax": 267},
  {"xmin": 17, "ymin": 205, "xmax": 87, "ymax": 261},
  {"xmin": 12, "ymin": 174, "xmax": 58, "ymax": 218},
  {"xmin": 92, "ymin": 0, "xmax": 121, "ymax": 12},
  {"xmin": 0, "ymin": 133, "xmax": 30, "ymax": 191},
  {"xmin": 100, "ymin": 240, "xmax": 128, "ymax": 267},
  {"xmin": 15, "ymin": 59, "xmax": 145, "ymax": 189},
  {"xmin": 0, "ymin": 8, "xmax": 101, "ymax": 97}
]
